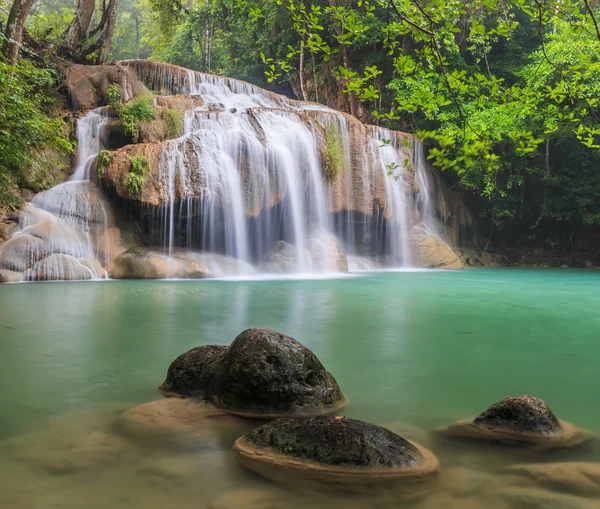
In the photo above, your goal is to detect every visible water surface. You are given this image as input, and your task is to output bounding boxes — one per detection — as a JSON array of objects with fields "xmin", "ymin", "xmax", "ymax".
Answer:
[{"xmin": 1, "ymin": 269, "xmax": 600, "ymax": 508}]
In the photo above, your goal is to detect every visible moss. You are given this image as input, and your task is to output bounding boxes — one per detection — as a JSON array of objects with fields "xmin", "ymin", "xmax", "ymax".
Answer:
[
  {"xmin": 322, "ymin": 124, "xmax": 345, "ymax": 184},
  {"xmin": 123, "ymin": 155, "xmax": 149, "ymax": 195},
  {"xmin": 162, "ymin": 108, "xmax": 183, "ymax": 139},
  {"xmin": 96, "ymin": 149, "xmax": 114, "ymax": 179}
]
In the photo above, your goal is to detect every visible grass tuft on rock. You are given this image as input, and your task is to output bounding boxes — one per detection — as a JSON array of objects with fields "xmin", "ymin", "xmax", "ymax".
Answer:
[
  {"xmin": 322, "ymin": 123, "xmax": 344, "ymax": 184},
  {"xmin": 123, "ymin": 155, "xmax": 149, "ymax": 195}
]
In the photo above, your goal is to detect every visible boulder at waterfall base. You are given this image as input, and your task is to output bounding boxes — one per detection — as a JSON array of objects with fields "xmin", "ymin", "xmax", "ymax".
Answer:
[
  {"xmin": 107, "ymin": 248, "xmax": 255, "ymax": 279},
  {"xmin": 233, "ymin": 416, "xmax": 439, "ymax": 485},
  {"xmin": 411, "ymin": 232, "xmax": 462, "ymax": 269}
]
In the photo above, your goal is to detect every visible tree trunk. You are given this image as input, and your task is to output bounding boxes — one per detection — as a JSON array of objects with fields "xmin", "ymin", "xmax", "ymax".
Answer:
[
  {"xmin": 311, "ymin": 50, "xmax": 319, "ymax": 102},
  {"xmin": 2, "ymin": 0, "xmax": 37, "ymax": 66},
  {"xmin": 299, "ymin": 37, "xmax": 308, "ymax": 101},
  {"xmin": 96, "ymin": 0, "xmax": 118, "ymax": 63},
  {"xmin": 64, "ymin": 0, "xmax": 96, "ymax": 50}
]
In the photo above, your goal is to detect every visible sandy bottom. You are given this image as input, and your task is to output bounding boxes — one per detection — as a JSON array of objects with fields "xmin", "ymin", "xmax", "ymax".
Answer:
[{"xmin": 1, "ymin": 400, "xmax": 600, "ymax": 509}]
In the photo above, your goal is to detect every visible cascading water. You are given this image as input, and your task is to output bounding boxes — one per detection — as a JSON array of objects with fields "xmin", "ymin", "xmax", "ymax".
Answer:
[
  {"xmin": 0, "ymin": 109, "xmax": 113, "ymax": 281},
  {"xmin": 134, "ymin": 63, "xmax": 420, "ymax": 273}
]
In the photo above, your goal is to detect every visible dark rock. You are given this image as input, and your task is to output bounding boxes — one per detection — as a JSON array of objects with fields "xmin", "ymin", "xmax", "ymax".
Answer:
[
  {"xmin": 210, "ymin": 328, "xmax": 346, "ymax": 418},
  {"xmin": 473, "ymin": 395, "xmax": 561, "ymax": 436},
  {"xmin": 233, "ymin": 416, "xmax": 440, "ymax": 485},
  {"xmin": 241, "ymin": 416, "xmax": 421, "ymax": 468},
  {"xmin": 157, "ymin": 345, "xmax": 228, "ymax": 398}
]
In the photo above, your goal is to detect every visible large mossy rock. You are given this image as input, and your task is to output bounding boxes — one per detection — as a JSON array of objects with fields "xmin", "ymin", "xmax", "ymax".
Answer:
[
  {"xmin": 157, "ymin": 328, "xmax": 347, "ymax": 419},
  {"xmin": 233, "ymin": 416, "xmax": 439, "ymax": 485},
  {"xmin": 439, "ymin": 394, "xmax": 591, "ymax": 447},
  {"xmin": 158, "ymin": 345, "xmax": 228, "ymax": 398},
  {"xmin": 210, "ymin": 328, "xmax": 347, "ymax": 418}
]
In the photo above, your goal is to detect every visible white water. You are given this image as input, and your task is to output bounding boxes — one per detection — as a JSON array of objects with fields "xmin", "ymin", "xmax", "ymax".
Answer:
[
  {"xmin": 143, "ymin": 66, "xmax": 421, "ymax": 272},
  {"xmin": 0, "ymin": 110, "xmax": 111, "ymax": 281}
]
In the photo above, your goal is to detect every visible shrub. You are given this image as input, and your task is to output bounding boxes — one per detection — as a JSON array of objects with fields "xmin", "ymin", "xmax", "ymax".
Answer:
[
  {"xmin": 120, "ymin": 97, "xmax": 157, "ymax": 143},
  {"xmin": 322, "ymin": 123, "xmax": 344, "ymax": 184},
  {"xmin": 162, "ymin": 108, "xmax": 183, "ymax": 138},
  {"xmin": 107, "ymin": 84, "xmax": 123, "ymax": 112},
  {"xmin": 0, "ymin": 59, "xmax": 74, "ymax": 210},
  {"xmin": 96, "ymin": 149, "xmax": 114, "ymax": 179},
  {"xmin": 123, "ymin": 155, "xmax": 150, "ymax": 195}
]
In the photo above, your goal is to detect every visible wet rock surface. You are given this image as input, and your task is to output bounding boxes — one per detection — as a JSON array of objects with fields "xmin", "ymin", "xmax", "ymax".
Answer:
[
  {"xmin": 239, "ymin": 416, "xmax": 422, "ymax": 468},
  {"xmin": 210, "ymin": 328, "xmax": 346, "ymax": 417},
  {"xmin": 158, "ymin": 345, "xmax": 228, "ymax": 398},
  {"xmin": 505, "ymin": 462, "xmax": 600, "ymax": 497},
  {"xmin": 473, "ymin": 395, "xmax": 562, "ymax": 436},
  {"xmin": 108, "ymin": 248, "xmax": 255, "ymax": 279},
  {"xmin": 113, "ymin": 398, "xmax": 247, "ymax": 450},
  {"xmin": 411, "ymin": 231, "xmax": 463, "ymax": 270}
]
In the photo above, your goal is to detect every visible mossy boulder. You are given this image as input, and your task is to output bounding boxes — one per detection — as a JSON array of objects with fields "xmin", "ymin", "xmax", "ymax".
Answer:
[
  {"xmin": 473, "ymin": 395, "xmax": 561, "ymax": 436},
  {"xmin": 233, "ymin": 416, "xmax": 439, "ymax": 485},
  {"xmin": 210, "ymin": 328, "xmax": 347, "ymax": 418},
  {"xmin": 158, "ymin": 328, "xmax": 347, "ymax": 419},
  {"xmin": 438, "ymin": 394, "xmax": 592, "ymax": 447},
  {"xmin": 158, "ymin": 345, "xmax": 228, "ymax": 398}
]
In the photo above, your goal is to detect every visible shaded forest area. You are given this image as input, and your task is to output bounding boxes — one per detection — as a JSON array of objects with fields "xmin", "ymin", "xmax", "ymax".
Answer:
[{"xmin": 2, "ymin": 0, "xmax": 600, "ymax": 263}]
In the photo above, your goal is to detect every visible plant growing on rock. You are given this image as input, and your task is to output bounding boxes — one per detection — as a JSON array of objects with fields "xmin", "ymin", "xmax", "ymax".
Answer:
[
  {"xmin": 106, "ymin": 84, "xmax": 123, "ymax": 113},
  {"xmin": 120, "ymin": 97, "xmax": 157, "ymax": 143},
  {"xmin": 96, "ymin": 149, "xmax": 114, "ymax": 179},
  {"xmin": 322, "ymin": 123, "xmax": 344, "ymax": 184},
  {"xmin": 123, "ymin": 155, "xmax": 149, "ymax": 195},
  {"xmin": 162, "ymin": 108, "xmax": 183, "ymax": 139}
]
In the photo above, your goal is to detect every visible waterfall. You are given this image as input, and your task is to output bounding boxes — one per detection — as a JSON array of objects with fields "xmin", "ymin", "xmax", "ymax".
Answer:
[
  {"xmin": 0, "ymin": 110, "xmax": 113, "ymax": 281},
  {"xmin": 135, "ymin": 65, "xmax": 418, "ymax": 273}
]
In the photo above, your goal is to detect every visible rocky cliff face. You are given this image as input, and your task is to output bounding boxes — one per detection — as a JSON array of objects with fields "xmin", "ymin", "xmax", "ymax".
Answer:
[{"xmin": 1, "ymin": 60, "xmax": 468, "ymax": 281}]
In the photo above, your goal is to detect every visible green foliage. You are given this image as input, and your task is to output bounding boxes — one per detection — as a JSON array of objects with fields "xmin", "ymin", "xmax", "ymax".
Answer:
[
  {"xmin": 322, "ymin": 123, "xmax": 344, "ymax": 183},
  {"xmin": 123, "ymin": 155, "xmax": 149, "ymax": 195},
  {"xmin": 96, "ymin": 149, "xmax": 114, "ymax": 179},
  {"xmin": 119, "ymin": 96, "xmax": 157, "ymax": 143},
  {"xmin": 107, "ymin": 84, "xmax": 123, "ymax": 111},
  {"xmin": 162, "ymin": 108, "xmax": 182, "ymax": 138},
  {"xmin": 0, "ymin": 58, "xmax": 74, "ymax": 210}
]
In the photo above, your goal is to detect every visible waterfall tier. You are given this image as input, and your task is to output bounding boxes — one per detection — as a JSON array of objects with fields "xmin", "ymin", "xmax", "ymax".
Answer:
[{"xmin": 0, "ymin": 60, "xmax": 462, "ymax": 282}]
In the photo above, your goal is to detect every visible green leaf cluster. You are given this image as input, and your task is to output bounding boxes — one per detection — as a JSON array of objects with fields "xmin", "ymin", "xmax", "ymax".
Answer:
[{"xmin": 123, "ymin": 154, "xmax": 149, "ymax": 195}]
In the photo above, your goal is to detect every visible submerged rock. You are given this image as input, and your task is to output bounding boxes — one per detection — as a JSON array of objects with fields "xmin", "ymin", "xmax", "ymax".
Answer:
[
  {"xmin": 233, "ymin": 416, "xmax": 439, "ymax": 485},
  {"xmin": 505, "ymin": 462, "xmax": 600, "ymax": 497},
  {"xmin": 438, "ymin": 395, "xmax": 591, "ymax": 447},
  {"xmin": 114, "ymin": 398, "xmax": 245, "ymax": 450},
  {"xmin": 210, "ymin": 328, "xmax": 347, "ymax": 418},
  {"xmin": 158, "ymin": 345, "xmax": 228, "ymax": 398}
]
